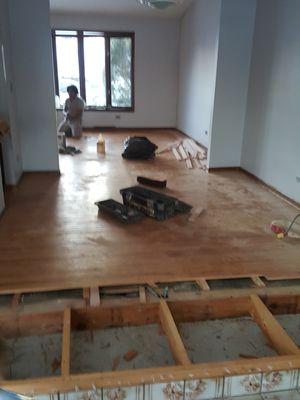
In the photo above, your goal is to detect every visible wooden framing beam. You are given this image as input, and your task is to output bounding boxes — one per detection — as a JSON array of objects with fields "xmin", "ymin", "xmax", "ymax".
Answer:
[
  {"xmin": 3, "ymin": 355, "xmax": 300, "ymax": 396},
  {"xmin": 251, "ymin": 276, "xmax": 266, "ymax": 288},
  {"xmin": 250, "ymin": 295, "xmax": 300, "ymax": 355},
  {"xmin": 89, "ymin": 287, "xmax": 100, "ymax": 307},
  {"xmin": 196, "ymin": 278, "xmax": 210, "ymax": 291},
  {"xmin": 139, "ymin": 286, "xmax": 146, "ymax": 304},
  {"xmin": 11, "ymin": 293, "xmax": 22, "ymax": 308},
  {"xmin": 2, "ymin": 294, "xmax": 300, "ymax": 395},
  {"xmin": 159, "ymin": 300, "xmax": 191, "ymax": 365},
  {"xmin": 83, "ymin": 288, "xmax": 90, "ymax": 306},
  {"xmin": 61, "ymin": 308, "xmax": 71, "ymax": 376},
  {"xmin": 1, "ymin": 273, "xmax": 300, "ymax": 296}
]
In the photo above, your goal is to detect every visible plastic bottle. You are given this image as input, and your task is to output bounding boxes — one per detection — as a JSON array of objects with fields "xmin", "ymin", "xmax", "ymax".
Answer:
[{"xmin": 97, "ymin": 133, "xmax": 105, "ymax": 154}]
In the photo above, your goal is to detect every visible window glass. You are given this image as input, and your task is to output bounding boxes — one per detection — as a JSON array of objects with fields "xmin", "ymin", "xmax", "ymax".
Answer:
[
  {"xmin": 56, "ymin": 36, "xmax": 80, "ymax": 106},
  {"xmin": 55, "ymin": 30, "xmax": 77, "ymax": 36},
  {"xmin": 53, "ymin": 31, "xmax": 134, "ymax": 110},
  {"xmin": 84, "ymin": 36, "xmax": 106, "ymax": 107},
  {"xmin": 110, "ymin": 37, "xmax": 132, "ymax": 108}
]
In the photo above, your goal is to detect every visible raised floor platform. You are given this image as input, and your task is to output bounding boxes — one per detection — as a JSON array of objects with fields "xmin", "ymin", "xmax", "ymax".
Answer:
[{"xmin": 0, "ymin": 129, "xmax": 299, "ymax": 294}]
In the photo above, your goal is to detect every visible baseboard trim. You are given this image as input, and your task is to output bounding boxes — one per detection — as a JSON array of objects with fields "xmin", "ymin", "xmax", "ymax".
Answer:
[
  {"xmin": 22, "ymin": 170, "xmax": 61, "ymax": 176},
  {"xmin": 83, "ymin": 127, "xmax": 176, "ymax": 132},
  {"xmin": 208, "ymin": 166, "xmax": 240, "ymax": 173},
  {"xmin": 207, "ymin": 166, "xmax": 300, "ymax": 209},
  {"xmin": 240, "ymin": 167, "xmax": 300, "ymax": 210}
]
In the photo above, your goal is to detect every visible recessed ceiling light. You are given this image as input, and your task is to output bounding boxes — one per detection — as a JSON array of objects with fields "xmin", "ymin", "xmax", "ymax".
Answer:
[{"xmin": 137, "ymin": 0, "xmax": 180, "ymax": 10}]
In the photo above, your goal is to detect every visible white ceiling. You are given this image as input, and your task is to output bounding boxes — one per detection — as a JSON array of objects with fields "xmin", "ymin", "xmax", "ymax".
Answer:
[{"xmin": 49, "ymin": 0, "xmax": 193, "ymax": 18}]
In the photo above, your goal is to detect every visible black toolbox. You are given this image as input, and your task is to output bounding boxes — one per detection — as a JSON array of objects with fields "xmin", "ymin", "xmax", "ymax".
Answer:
[
  {"xmin": 95, "ymin": 199, "xmax": 144, "ymax": 224},
  {"xmin": 120, "ymin": 186, "xmax": 192, "ymax": 221}
]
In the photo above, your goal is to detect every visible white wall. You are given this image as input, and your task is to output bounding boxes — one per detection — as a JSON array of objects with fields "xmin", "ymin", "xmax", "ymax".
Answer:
[
  {"xmin": 0, "ymin": 0, "xmax": 23, "ymax": 185},
  {"xmin": 51, "ymin": 13, "xmax": 179, "ymax": 128},
  {"xmin": 241, "ymin": 0, "xmax": 300, "ymax": 202},
  {"xmin": 177, "ymin": 0, "xmax": 222, "ymax": 148},
  {"xmin": 0, "ymin": 166, "xmax": 4, "ymax": 214},
  {"xmin": 8, "ymin": 0, "xmax": 59, "ymax": 172},
  {"xmin": 209, "ymin": 0, "xmax": 256, "ymax": 168}
]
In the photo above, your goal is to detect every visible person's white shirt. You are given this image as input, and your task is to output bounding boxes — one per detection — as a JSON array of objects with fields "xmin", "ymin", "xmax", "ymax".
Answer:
[{"xmin": 58, "ymin": 95, "xmax": 85, "ymax": 138}]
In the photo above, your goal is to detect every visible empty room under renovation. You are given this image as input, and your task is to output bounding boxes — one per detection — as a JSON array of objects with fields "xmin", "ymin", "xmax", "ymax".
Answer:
[{"xmin": 0, "ymin": 0, "xmax": 300, "ymax": 400}]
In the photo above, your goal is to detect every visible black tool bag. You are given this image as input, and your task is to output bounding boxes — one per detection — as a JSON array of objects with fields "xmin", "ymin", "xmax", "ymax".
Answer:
[{"xmin": 122, "ymin": 136, "xmax": 158, "ymax": 160}]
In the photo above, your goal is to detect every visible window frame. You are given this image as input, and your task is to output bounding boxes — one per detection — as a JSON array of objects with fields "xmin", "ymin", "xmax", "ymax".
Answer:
[{"xmin": 52, "ymin": 29, "xmax": 135, "ymax": 112}]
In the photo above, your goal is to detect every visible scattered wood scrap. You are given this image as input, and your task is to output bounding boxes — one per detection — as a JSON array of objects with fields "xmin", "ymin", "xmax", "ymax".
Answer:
[
  {"xmin": 112, "ymin": 355, "xmax": 121, "ymax": 371},
  {"xmin": 188, "ymin": 207, "xmax": 204, "ymax": 222},
  {"xmin": 158, "ymin": 138, "xmax": 208, "ymax": 170},
  {"xmin": 123, "ymin": 349, "xmax": 138, "ymax": 362}
]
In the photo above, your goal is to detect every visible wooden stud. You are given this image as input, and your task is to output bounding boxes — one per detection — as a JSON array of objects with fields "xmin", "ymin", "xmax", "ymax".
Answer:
[
  {"xmin": 11, "ymin": 293, "xmax": 22, "ymax": 308},
  {"xmin": 250, "ymin": 295, "xmax": 300, "ymax": 356},
  {"xmin": 139, "ymin": 286, "xmax": 146, "ymax": 304},
  {"xmin": 83, "ymin": 288, "xmax": 90, "ymax": 306},
  {"xmin": 251, "ymin": 276, "xmax": 266, "ymax": 288},
  {"xmin": 61, "ymin": 308, "xmax": 71, "ymax": 376},
  {"xmin": 89, "ymin": 287, "xmax": 100, "ymax": 307},
  {"xmin": 159, "ymin": 300, "xmax": 191, "ymax": 365},
  {"xmin": 196, "ymin": 278, "xmax": 210, "ymax": 291}
]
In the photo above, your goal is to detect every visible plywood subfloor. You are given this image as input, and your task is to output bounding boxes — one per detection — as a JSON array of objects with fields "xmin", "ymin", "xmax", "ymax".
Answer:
[{"xmin": 0, "ymin": 129, "xmax": 299, "ymax": 294}]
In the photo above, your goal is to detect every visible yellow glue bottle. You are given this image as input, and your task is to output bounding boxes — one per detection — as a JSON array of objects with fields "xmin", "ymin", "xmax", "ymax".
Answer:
[{"xmin": 97, "ymin": 133, "xmax": 105, "ymax": 154}]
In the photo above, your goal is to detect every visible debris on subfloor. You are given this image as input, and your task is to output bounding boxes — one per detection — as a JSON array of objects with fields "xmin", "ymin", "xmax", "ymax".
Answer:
[
  {"xmin": 51, "ymin": 357, "xmax": 61, "ymax": 374},
  {"xmin": 157, "ymin": 138, "xmax": 208, "ymax": 170},
  {"xmin": 271, "ymin": 214, "xmax": 300, "ymax": 239},
  {"xmin": 188, "ymin": 207, "xmax": 205, "ymax": 222},
  {"xmin": 112, "ymin": 355, "xmax": 121, "ymax": 371},
  {"xmin": 123, "ymin": 349, "xmax": 138, "ymax": 362},
  {"xmin": 59, "ymin": 146, "xmax": 82, "ymax": 156}
]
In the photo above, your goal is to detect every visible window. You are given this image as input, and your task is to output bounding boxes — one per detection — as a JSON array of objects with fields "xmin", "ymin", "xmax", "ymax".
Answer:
[{"xmin": 52, "ymin": 30, "xmax": 134, "ymax": 111}]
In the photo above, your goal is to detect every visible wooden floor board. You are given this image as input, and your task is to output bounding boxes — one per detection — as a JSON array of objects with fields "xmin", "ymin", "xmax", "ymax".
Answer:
[{"xmin": 0, "ymin": 129, "xmax": 299, "ymax": 294}]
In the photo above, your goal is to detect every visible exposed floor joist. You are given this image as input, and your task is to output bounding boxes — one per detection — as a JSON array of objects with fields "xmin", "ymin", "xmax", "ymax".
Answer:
[
  {"xmin": 159, "ymin": 300, "xmax": 191, "ymax": 365},
  {"xmin": 1, "ymin": 293, "xmax": 300, "ymax": 395},
  {"xmin": 250, "ymin": 294, "xmax": 300, "ymax": 356}
]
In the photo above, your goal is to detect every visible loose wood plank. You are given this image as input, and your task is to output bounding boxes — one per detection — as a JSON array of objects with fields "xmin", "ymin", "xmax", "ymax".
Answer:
[
  {"xmin": 187, "ymin": 139, "xmax": 207, "ymax": 159},
  {"xmin": 192, "ymin": 158, "xmax": 202, "ymax": 169},
  {"xmin": 182, "ymin": 139, "xmax": 198, "ymax": 159},
  {"xmin": 61, "ymin": 308, "xmax": 71, "ymax": 376},
  {"xmin": 250, "ymin": 295, "xmax": 300, "ymax": 356},
  {"xmin": 159, "ymin": 300, "xmax": 191, "ymax": 365},
  {"xmin": 178, "ymin": 145, "xmax": 188, "ymax": 160},
  {"xmin": 172, "ymin": 147, "xmax": 182, "ymax": 161},
  {"xmin": 186, "ymin": 158, "xmax": 193, "ymax": 169}
]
